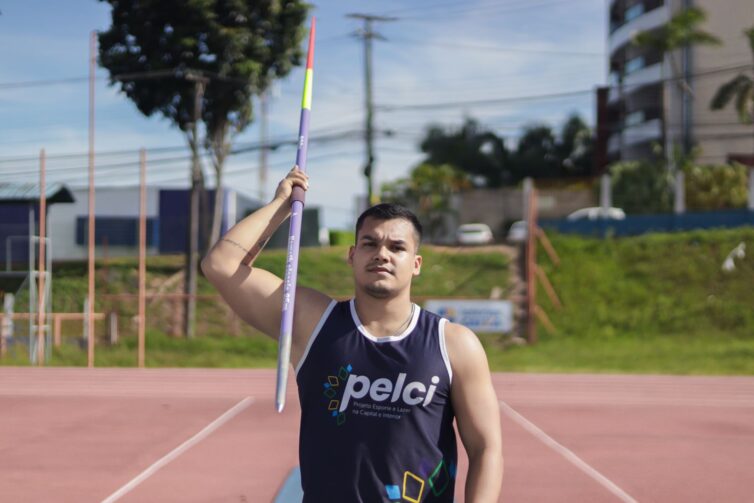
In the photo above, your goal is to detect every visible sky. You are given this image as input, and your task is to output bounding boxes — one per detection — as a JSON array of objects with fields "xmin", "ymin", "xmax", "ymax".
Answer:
[{"xmin": 0, "ymin": 0, "xmax": 607, "ymax": 229}]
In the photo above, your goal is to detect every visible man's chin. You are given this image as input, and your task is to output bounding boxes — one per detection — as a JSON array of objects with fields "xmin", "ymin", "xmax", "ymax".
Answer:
[{"xmin": 364, "ymin": 283, "xmax": 394, "ymax": 299}]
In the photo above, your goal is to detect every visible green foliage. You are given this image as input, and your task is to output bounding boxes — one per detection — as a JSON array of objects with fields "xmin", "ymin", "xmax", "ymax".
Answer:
[
  {"xmin": 382, "ymin": 163, "xmax": 470, "ymax": 242},
  {"xmin": 328, "ymin": 230, "xmax": 355, "ymax": 246},
  {"xmin": 98, "ymin": 0, "xmax": 309, "ymax": 135},
  {"xmin": 710, "ymin": 27, "xmax": 754, "ymax": 124},
  {"xmin": 491, "ymin": 228, "xmax": 754, "ymax": 374},
  {"xmin": 609, "ymin": 159, "xmax": 673, "ymax": 213},
  {"xmin": 419, "ymin": 119, "xmax": 510, "ymax": 187},
  {"xmin": 685, "ymin": 162, "xmax": 749, "ymax": 210},
  {"xmin": 632, "ymin": 6, "xmax": 720, "ymax": 53}
]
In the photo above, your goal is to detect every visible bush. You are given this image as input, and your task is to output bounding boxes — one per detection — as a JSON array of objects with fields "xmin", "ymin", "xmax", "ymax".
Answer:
[
  {"xmin": 329, "ymin": 230, "xmax": 355, "ymax": 246},
  {"xmin": 609, "ymin": 160, "xmax": 673, "ymax": 214},
  {"xmin": 685, "ymin": 162, "xmax": 749, "ymax": 210}
]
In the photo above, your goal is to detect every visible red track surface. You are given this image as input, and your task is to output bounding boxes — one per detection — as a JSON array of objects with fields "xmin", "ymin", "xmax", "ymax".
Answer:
[{"xmin": 1, "ymin": 368, "xmax": 753, "ymax": 502}]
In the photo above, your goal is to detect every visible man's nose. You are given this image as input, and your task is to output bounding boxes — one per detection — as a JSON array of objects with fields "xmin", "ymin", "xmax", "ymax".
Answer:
[{"xmin": 374, "ymin": 245, "xmax": 389, "ymax": 261}]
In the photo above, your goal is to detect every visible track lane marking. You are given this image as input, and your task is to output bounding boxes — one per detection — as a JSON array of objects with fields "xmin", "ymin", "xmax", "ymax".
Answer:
[
  {"xmin": 500, "ymin": 400, "xmax": 638, "ymax": 503},
  {"xmin": 101, "ymin": 396, "xmax": 254, "ymax": 503}
]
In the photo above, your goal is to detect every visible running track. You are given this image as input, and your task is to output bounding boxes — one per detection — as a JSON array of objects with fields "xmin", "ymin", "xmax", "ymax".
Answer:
[{"xmin": 1, "ymin": 368, "xmax": 753, "ymax": 502}]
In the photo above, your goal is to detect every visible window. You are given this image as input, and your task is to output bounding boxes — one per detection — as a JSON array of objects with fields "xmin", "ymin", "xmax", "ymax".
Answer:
[
  {"xmin": 625, "ymin": 110, "xmax": 645, "ymax": 127},
  {"xmin": 625, "ymin": 56, "xmax": 645, "ymax": 74},
  {"xmin": 76, "ymin": 217, "xmax": 158, "ymax": 247},
  {"xmin": 625, "ymin": 3, "xmax": 645, "ymax": 22}
]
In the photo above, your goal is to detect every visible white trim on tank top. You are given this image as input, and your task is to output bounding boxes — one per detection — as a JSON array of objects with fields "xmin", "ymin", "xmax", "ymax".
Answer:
[
  {"xmin": 349, "ymin": 298, "xmax": 421, "ymax": 343},
  {"xmin": 438, "ymin": 318, "xmax": 453, "ymax": 384},
  {"xmin": 294, "ymin": 299, "xmax": 337, "ymax": 376}
]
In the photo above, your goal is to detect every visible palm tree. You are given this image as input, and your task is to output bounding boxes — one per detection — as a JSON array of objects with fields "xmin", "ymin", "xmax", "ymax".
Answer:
[
  {"xmin": 633, "ymin": 7, "xmax": 721, "ymax": 97},
  {"xmin": 711, "ymin": 27, "xmax": 754, "ymax": 124},
  {"xmin": 632, "ymin": 7, "xmax": 721, "ymax": 164}
]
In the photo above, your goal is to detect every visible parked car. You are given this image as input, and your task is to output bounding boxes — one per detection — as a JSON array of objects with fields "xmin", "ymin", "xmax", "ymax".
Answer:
[
  {"xmin": 456, "ymin": 223, "xmax": 494, "ymax": 245},
  {"xmin": 566, "ymin": 207, "xmax": 626, "ymax": 221},
  {"xmin": 506, "ymin": 220, "xmax": 528, "ymax": 243}
]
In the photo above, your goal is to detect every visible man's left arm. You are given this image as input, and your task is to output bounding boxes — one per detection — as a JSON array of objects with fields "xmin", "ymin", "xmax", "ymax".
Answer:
[{"xmin": 445, "ymin": 322, "xmax": 503, "ymax": 502}]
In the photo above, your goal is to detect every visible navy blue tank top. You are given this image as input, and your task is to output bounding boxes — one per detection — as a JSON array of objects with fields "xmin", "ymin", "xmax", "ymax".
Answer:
[{"xmin": 295, "ymin": 299, "xmax": 457, "ymax": 503}]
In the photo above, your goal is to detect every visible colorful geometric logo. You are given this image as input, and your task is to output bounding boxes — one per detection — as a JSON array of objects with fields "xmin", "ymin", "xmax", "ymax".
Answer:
[
  {"xmin": 428, "ymin": 459, "xmax": 451, "ymax": 496},
  {"xmin": 402, "ymin": 471, "xmax": 425, "ymax": 503},
  {"xmin": 385, "ymin": 484, "xmax": 401, "ymax": 500},
  {"xmin": 323, "ymin": 363, "xmax": 352, "ymax": 426}
]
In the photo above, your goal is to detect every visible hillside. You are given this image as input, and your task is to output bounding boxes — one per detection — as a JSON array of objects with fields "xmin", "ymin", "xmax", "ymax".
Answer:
[{"xmin": 2, "ymin": 227, "xmax": 753, "ymax": 374}]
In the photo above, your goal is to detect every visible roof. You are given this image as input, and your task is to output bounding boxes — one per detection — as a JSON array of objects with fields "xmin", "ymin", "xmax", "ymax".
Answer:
[{"xmin": 0, "ymin": 183, "xmax": 75, "ymax": 205}]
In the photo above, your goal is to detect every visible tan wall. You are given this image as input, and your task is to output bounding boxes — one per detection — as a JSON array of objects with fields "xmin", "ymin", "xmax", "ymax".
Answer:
[
  {"xmin": 457, "ymin": 187, "xmax": 596, "ymax": 237},
  {"xmin": 692, "ymin": 0, "xmax": 754, "ymax": 163}
]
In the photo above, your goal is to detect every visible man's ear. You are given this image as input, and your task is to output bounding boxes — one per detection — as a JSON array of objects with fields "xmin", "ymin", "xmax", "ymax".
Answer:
[
  {"xmin": 347, "ymin": 245, "xmax": 355, "ymax": 265},
  {"xmin": 413, "ymin": 254, "xmax": 422, "ymax": 276}
]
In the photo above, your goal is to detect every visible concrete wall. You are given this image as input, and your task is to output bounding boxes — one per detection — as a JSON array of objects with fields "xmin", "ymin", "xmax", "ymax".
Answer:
[{"xmin": 456, "ymin": 187, "xmax": 597, "ymax": 238}]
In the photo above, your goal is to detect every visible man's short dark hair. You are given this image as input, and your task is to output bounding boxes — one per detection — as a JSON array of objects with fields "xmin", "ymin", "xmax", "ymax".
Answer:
[{"xmin": 355, "ymin": 203, "xmax": 423, "ymax": 247}]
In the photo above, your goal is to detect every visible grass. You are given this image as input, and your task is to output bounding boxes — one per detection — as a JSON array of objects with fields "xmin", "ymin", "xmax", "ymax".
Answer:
[
  {"xmin": 490, "ymin": 227, "xmax": 754, "ymax": 374},
  {"xmin": 3, "ymin": 228, "xmax": 754, "ymax": 374}
]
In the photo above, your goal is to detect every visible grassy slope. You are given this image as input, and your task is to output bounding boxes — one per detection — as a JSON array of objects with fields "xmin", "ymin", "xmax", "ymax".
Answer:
[
  {"xmin": 3, "ymin": 228, "xmax": 753, "ymax": 374},
  {"xmin": 493, "ymin": 227, "xmax": 754, "ymax": 374}
]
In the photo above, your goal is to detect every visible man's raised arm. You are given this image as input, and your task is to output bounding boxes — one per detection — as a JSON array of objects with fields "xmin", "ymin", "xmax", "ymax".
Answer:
[{"xmin": 201, "ymin": 168, "xmax": 331, "ymax": 352}]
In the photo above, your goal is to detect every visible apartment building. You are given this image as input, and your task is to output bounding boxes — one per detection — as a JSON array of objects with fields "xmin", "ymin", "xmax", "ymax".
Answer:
[{"xmin": 603, "ymin": 0, "xmax": 754, "ymax": 165}]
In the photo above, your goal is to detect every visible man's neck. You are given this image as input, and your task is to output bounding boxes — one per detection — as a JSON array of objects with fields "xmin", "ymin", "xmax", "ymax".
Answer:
[{"xmin": 353, "ymin": 291, "xmax": 414, "ymax": 338}]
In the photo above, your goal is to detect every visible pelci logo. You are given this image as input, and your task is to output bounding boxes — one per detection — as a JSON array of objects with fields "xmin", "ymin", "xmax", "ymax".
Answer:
[
  {"xmin": 324, "ymin": 365, "xmax": 442, "ymax": 427},
  {"xmin": 322, "ymin": 363, "xmax": 353, "ymax": 426}
]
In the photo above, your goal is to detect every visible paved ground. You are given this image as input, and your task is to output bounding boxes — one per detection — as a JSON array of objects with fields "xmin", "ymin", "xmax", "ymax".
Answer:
[{"xmin": 1, "ymin": 368, "xmax": 753, "ymax": 502}]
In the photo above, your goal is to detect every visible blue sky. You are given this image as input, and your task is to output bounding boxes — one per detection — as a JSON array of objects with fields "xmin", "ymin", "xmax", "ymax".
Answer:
[{"xmin": 0, "ymin": 0, "xmax": 607, "ymax": 229}]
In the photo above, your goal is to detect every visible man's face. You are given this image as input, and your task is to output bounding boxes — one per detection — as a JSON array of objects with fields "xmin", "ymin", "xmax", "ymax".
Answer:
[{"xmin": 347, "ymin": 217, "xmax": 422, "ymax": 299}]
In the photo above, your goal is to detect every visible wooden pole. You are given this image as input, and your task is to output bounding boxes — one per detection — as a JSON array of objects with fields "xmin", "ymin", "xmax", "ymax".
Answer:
[
  {"xmin": 536, "ymin": 227, "xmax": 560, "ymax": 266},
  {"xmin": 138, "ymin": 149, "xmax": 146, "ymax": 368},
  {"xmin": 535, "ymin": 265, "xmax": 562, "ymax": 309},
  {"xmin": 37, "ymin": 149, "xmax": 47, "ymax": 365},
  {"xmin": 87, "ymin": 30, "xmax": 96, "ymax": 368},
  {"xmin": 526, "ymin": 189, "xmax": 538, "ymax": 344}
]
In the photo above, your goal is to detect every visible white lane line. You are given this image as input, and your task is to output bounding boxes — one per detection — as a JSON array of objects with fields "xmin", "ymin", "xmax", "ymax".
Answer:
[
  {"xmin": 101, "ymin": 396, "xmax": 254, "ymax": 503},
  {"xmin": 500, "ymin": 400, "xmax": 638, "ymax": 503}
]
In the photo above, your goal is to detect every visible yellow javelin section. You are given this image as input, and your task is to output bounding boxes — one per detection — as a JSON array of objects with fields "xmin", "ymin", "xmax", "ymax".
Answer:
[{"xmin": 301, "ymin": 69, "xmax": 313, "ymax": 110}]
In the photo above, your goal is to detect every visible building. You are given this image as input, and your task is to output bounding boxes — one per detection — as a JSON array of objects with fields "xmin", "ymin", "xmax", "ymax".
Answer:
[
  {"xmin": 603, "ymin": 0, "xmax": 754, "ymax": 166},
  {"xmin": 1, "ymin": 185, "xmax": 322, "ymax": 263}
]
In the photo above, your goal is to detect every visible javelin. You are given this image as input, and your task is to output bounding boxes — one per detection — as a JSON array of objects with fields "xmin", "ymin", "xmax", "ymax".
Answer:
[{"xmin": 276, "ymin": 17, "xmax": 316, "ymax": 413}]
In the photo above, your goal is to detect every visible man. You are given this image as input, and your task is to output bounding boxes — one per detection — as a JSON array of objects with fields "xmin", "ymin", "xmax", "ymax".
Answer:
[{"xmin": 202, "ymin": 168, "xmax": 502, "ymax": 502}]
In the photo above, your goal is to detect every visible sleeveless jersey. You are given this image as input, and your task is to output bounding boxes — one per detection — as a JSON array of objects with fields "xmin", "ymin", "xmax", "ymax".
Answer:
[{"xmin": 295, "ymin": 299, "xmax": 457, "ymax": 503}]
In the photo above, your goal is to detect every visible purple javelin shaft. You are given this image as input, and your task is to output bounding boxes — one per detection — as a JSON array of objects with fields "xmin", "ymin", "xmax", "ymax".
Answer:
[
  {"xmin": 275, "ymin": 111, "xmax": 310, "ymax": 412},
  {"xmin": 276, "ymin": 18, "xmax": 315, "ymax": 413}
]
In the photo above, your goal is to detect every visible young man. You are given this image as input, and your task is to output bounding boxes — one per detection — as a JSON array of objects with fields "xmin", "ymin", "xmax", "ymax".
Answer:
[{"xmin": 202, "ymin": 168, "xmax": 503, "ymax": 502}]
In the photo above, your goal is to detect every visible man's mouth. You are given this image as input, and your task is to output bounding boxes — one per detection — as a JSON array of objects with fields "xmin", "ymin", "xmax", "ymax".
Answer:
[{"xmin": 368, "ymin": 267, "xmax": 392, "ymax": 275}]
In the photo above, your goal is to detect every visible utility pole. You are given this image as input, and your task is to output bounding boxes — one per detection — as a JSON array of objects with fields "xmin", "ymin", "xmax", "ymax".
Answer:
[
  {"xmin": 259, "ymin": 90, "xmax": 269, "ymax": 202},
  {"xmin": 347, "ymin": 13, "xmax": 396, "ymax": 205},
  {"xmin": 184, "ymin": 71, "xmax": 208, "ymax": 339}
]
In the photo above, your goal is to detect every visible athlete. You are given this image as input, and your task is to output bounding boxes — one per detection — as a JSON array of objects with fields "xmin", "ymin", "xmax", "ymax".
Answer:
[{"xmin": 202, "ymin": 168, "xmax": 503, "ymax": 502}]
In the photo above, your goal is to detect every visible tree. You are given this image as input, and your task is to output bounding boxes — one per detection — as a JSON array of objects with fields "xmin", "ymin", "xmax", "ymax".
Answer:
[
  {"xmin": 609, "ymin": 158, "xmax": 673, "ymax": 214},
  {"xmin": 557, "ymin": 114, "xmax": 595, "ymax": 177},
  {"xmin": 98, "ymin": 0, "xmax": 309, "ymax": 337},
  {"xmin": 382, "ymin": 163, "xmax": 470, "ymax": 242},
  {"xmin": 419, "ymin": 119, "xmax": 510, "ymax": 187},
  {"xmin": 711, "ymin": 27, "xmax": 754, "ymax": 124},
  {"xmin": 511, "ymin": 124, "xmax": 560, "ymax": 179},
  {"xmin": 632, "ymin": 6, "xmax": 721, "ymax": 158}
]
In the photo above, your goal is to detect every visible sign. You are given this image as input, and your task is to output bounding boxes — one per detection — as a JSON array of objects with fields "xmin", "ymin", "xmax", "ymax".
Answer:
[{"xmin": 423, "ymin": 299, "xmax": 513, "ymax": 333}]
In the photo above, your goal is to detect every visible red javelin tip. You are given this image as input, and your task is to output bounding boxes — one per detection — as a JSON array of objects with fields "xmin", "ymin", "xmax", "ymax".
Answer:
[{"xmin": 306, "ymin": 17, "xmax": 316, "ymax": 70}]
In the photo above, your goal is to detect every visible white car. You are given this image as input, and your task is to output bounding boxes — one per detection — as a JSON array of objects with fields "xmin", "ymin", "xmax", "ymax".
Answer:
[
  {"xmin": 506, "ymin": 220, "xmax": 528, "ymax": 243},
  {"xmin": 566, "ymin": 207, "xmax": 626, "ymax": 221},
  {"xmin": 456, "ymin": 223, "xmax": 494, "ymax": 245}
]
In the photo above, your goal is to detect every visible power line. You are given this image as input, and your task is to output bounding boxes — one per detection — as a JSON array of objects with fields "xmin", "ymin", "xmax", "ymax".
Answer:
[
  {"xmin": 389, "ymin": 36, "xmax": 603, "ymax": 57},
  {"xmin": 378, "ymin": 62, "xmax": 754, "ymax": 112}
]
